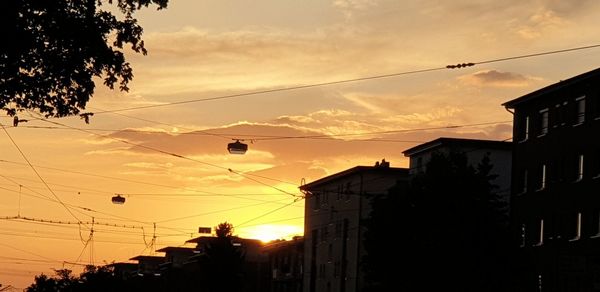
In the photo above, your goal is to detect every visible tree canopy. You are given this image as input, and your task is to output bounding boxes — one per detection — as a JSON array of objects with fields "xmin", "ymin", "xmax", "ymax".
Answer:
[
  {"xmin": 0, "ymin": 0, "xmax": 167, "ymax": 118},
  {"xmin": 363, "ymin": 151, "xmax": 510, "ymax": 292},
  {"xmin": 215, "ymin": 221, "xmax": 234, "ymax": 238}
]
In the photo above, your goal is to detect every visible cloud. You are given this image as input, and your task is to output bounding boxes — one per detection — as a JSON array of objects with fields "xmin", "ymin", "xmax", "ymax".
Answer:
[
  {"xmin": 513, "ymin": 9, "xmax": 568, "ymax": 40},
  {"xmin": 458, "ymin": 70, "xmax": 539, "ymax": 87}
]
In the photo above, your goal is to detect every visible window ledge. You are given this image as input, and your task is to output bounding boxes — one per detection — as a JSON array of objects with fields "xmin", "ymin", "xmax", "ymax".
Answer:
[
  {"xmin": 535, "ymin": 187, "xmax": 546, "ymax": 192},
  {"xmin": 518, "ymin": 138, "xmax": 528, "ymax": 144},
  {"xmin": 573, "ymin": 122, "xmax": 584, "ymax": 127},
  {"xmin": 537, "ymin": 133, "xmax": 547, "ymax": 138},
  {"xmin": 568, "ymin": 236, "xmax": 581, "ymax": 242},
  {"xmin": 593, "ymin": 174, "xmax": 600, "ymax": 180},
  {"xmin": 573, "ymin": 178, "xmax": 583, "ymax": 183},
  {"xmin": 590, "ymin": 234, "xmax": 600, "ymax": 239}
]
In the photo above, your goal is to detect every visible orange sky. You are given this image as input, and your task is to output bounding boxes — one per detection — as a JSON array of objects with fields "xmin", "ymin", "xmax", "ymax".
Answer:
[{"xmin": 2, "ymin": 0, "xmax": 600, "ymax": 288}]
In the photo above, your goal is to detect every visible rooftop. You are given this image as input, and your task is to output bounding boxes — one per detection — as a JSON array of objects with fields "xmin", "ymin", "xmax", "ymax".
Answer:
[
  {"xmin": 503, "ymin": 67, "xmax": 600, "ymax": 108},
  {"xmin": 299, "ymin": 163, "xmax": 408, "ymax": 191},
  {"xmin": 129, "ymin": 255, "xmax": 165, "ymax": 262},
  {"xmin": 155, "ymin": 246, "xmax": 196, "ymax": 253},
  {"xmin": 185, "ymin": 235, "xmax": 262, "ymax": 246},
  {"xmin": 402, "ymin": 137, "xmax": 512, "ymax": 157}
]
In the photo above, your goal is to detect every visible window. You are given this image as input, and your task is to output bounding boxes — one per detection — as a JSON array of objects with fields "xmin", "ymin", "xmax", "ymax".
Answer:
[
  {"xmin": 323, "ymin": 191, "xmax": 329, "ymax": 205},
  {"xmin": 553, "ymin": 101, "xmax": 569, "ymax": 127},
  {"xmin": 577, "ymin": 154, "xmax": 584, "ymax": 181},
  {"xmin": 537, "ymin": 164, "xmax": 546, "ymax": 190},
  {"xmin": 336, "ymin": 185, "xmax": 343, "ymax": 200},
  {"xmin": 319, "ymin": 264, "xmax": 326, "ymax": 279},
  {"xmin": 537, "ymin": 219, "xmax": 544, "ymax": 246},
  {"xmin": 539, "ymin": 109, "xmax": 549, "ymax": 136},
  {"xmin": 314, "ymin": 193, "xmax": 321, "ymax": 209},
  {"xmin": 343, "ymin": 219, "xmax": 349, "ymax": 240},
  {"xmin": 321, "ymin": 226, "xmax": 329, "ymax": 242},
  {"xmin": 312, "ymin": 229, "xmax": 319, "ymax": 245},
  {"xmin": 569, "ymin": 212, "xmax": 582, "ymax": 241},
  {"xmin": 521, "ymin": 115, "xmax": 530, "ymax": 141},
  {"xmin": 553, "ymin": 104, "xmax": 561, "ymax": 128},
  {"xmin": 335, "ymin": 221, "xmax": 342, "ymax": 238},
  {"xmin": 575, "ymin": 96, "xmax": 586, "ymax": 125},
  {"xmin": 334, "ymin": 261, "xmax": 341, "ymax": 277},
  {"xmin": 327, "ymin": 244, "xmax": 333, "ymax": 262},
  {"xmin": 521, "ymin": 169, "xmax": 528, "ymax": 194},
  {"xmin": 416, "ymin": 156, "xmax": 424, "ymax": 172},
  {"xmin": 595, "ymin": 153, "xmax": 600, "ymax": 178},
  {"xmin": 590, "ymin": 210, "xmax": 600, "ymax": 237},
  {"xmin": 344, "ymin": 182, "xmax": 352, "ymax": 201}
]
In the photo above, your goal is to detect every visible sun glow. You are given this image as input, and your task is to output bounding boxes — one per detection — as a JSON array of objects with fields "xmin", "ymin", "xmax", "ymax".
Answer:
[{"xmin": 238, "ymin": 224, "xmax": 303, "ymax": 243}]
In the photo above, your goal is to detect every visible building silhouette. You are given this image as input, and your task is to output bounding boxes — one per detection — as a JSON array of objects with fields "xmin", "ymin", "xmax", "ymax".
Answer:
[
  {"xmin": 264, "ymin": 236, "xmax": 304, "ymax": 292},
  {"xmin": 402, "ymin": 137, "xmax": 512, "ymax": 291},
  {"xmin": 403, "ymin": 137, "xmax": 512, "ymax": 192},
  {"xmin": 503, "ymin": 67, "xmax": 600, "ymax": 291},
  {"xmin": 299, "ymin": 161, "xmax": 408, "ymax": 292}
]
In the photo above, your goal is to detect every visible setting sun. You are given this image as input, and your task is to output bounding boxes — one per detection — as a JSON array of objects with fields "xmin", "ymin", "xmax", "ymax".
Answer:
[{"xmin": 238, "ymin": 224, "xmax": 303, "ymax": 243}]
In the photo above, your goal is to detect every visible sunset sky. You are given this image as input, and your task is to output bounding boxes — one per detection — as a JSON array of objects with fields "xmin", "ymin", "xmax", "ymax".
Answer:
[{"xmin": 2, "ymin": 0, "xmax": 600, "ymax": 288}]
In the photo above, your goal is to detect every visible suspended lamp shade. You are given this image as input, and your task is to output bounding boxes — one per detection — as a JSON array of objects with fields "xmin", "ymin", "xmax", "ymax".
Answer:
[
  {"xmin": 228, "ymin": 140, "xmax": 248, "ymax": 154},
  {"xmin": 112, "ymin": 194, "xmax": 126, "ymax": 204}
]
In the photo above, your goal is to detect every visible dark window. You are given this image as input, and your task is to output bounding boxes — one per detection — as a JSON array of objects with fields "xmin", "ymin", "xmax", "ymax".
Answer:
[
  {"xmin": 319, "ymin": 264, "xmax": 326, "ymax": 279},
  {"xmin": 520, "ymin": 169, "xmax": 528, "ymax": 194},
  {"xmin": 314, "ymin": 193, "xmax": 321, "ymax": 210},
  {"xmin": 327, "ymin": 244, "xmax": 333, "ymax": 261},
  {"xmin": 335, "ymin": 221, "xmax": 342, "ymax": 238},
  {"xmin": 416, "ymin": 156, "xmax": 424, "ymax": 172},
  {"xmin": 344, "ymin": 182, "xmax": 352, "ymax": 201},
  {"xmin": 544, "ymin": 215, "xmax": 555, "ymax": 241},
  {"xmin": 527, "ymin": 220, "xmax": 541, "ymax": 246},
  {"xmin": 577, "ymin": 154, "xmax": 584, "ymax": 181},
  {"xmin": 594, "ymin": 90, "xmax": 600, "ymax": 119},
  {"xmin": 334, "ymin": 261, "xmax": 341, "ymax": 277},
  {"xmin": 521, "ymin": 115, "xmax": 530, "ymax": 141},
  {"xmin": 595, "ymin": 152, "xmax": 600, "ymax": 178},
  {"xmin": 536, "ymin": 164, "xmax": 546, "ymax": 190},
  {"xmin": 561, "ymin": 212, "xmax": 581, "ymax": 241},
  {"xmin": 312, "ymin": 229, "xmax": 319, "ymax": 245},
  {"xmin": 321, "ymin": 226, "xmax": 329, "ymax": 242},
  {"xmin": 539, "ymin": 109, "xmax": 549, "ymax": 136},
  {"xmin": 586, "ymin": 210, "xmax": 600, "ymax": 238},
  {"xmin": 575, "ymin": 96, "xmax": 586, "ymax": 125}
]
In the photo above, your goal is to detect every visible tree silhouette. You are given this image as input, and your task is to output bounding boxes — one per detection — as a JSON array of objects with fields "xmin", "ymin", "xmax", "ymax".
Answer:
[
  {"xmin": 25, "ymin": 265, "xmax": 155, "ymax": 292},
  {"xmin": 1, "ymin": 0, "xmax": 168, "ymax": 118},
  {"xmin": 26, "ymin": 269, "xmax": 77, "ymax": 292},
  {"xmin": 196, "ymin": 222, "xmax": 245, "ymax": 292},
  {"xmin": 216, "ymin": 221, "xmax": 234, "ymax": 238},
  {"xmin": 363, "ymin": 151, "xmax": 509, "ymax": 292}
]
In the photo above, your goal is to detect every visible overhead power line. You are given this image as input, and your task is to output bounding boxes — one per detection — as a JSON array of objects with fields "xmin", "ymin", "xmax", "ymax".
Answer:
[
  {"xmin": 0, "ymin": 122, "xmax": 85, "ymax": 225},
  {"xmin": 73, "ymin": 43, "xmax": 600, "ymax": 114},
  {"xmin": 34, "ymin": 116, "xmax": 301, "ymax": 194}
]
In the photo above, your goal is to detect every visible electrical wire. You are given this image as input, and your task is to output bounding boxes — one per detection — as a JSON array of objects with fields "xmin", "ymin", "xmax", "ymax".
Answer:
[
  {"xmin": 34, "ymin": 116, "xmax": 301, "ymax": 195},
  {"xmin": 234, "ymin": 197, "xmax": 304, "ymax": 229},
  {"xmin": 0, "ymin": 122, "xmax": 86, "ymax": 226},
  {"xmin": 45, "ymin": 43, "xmax": 600, "ymax": 115}
]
